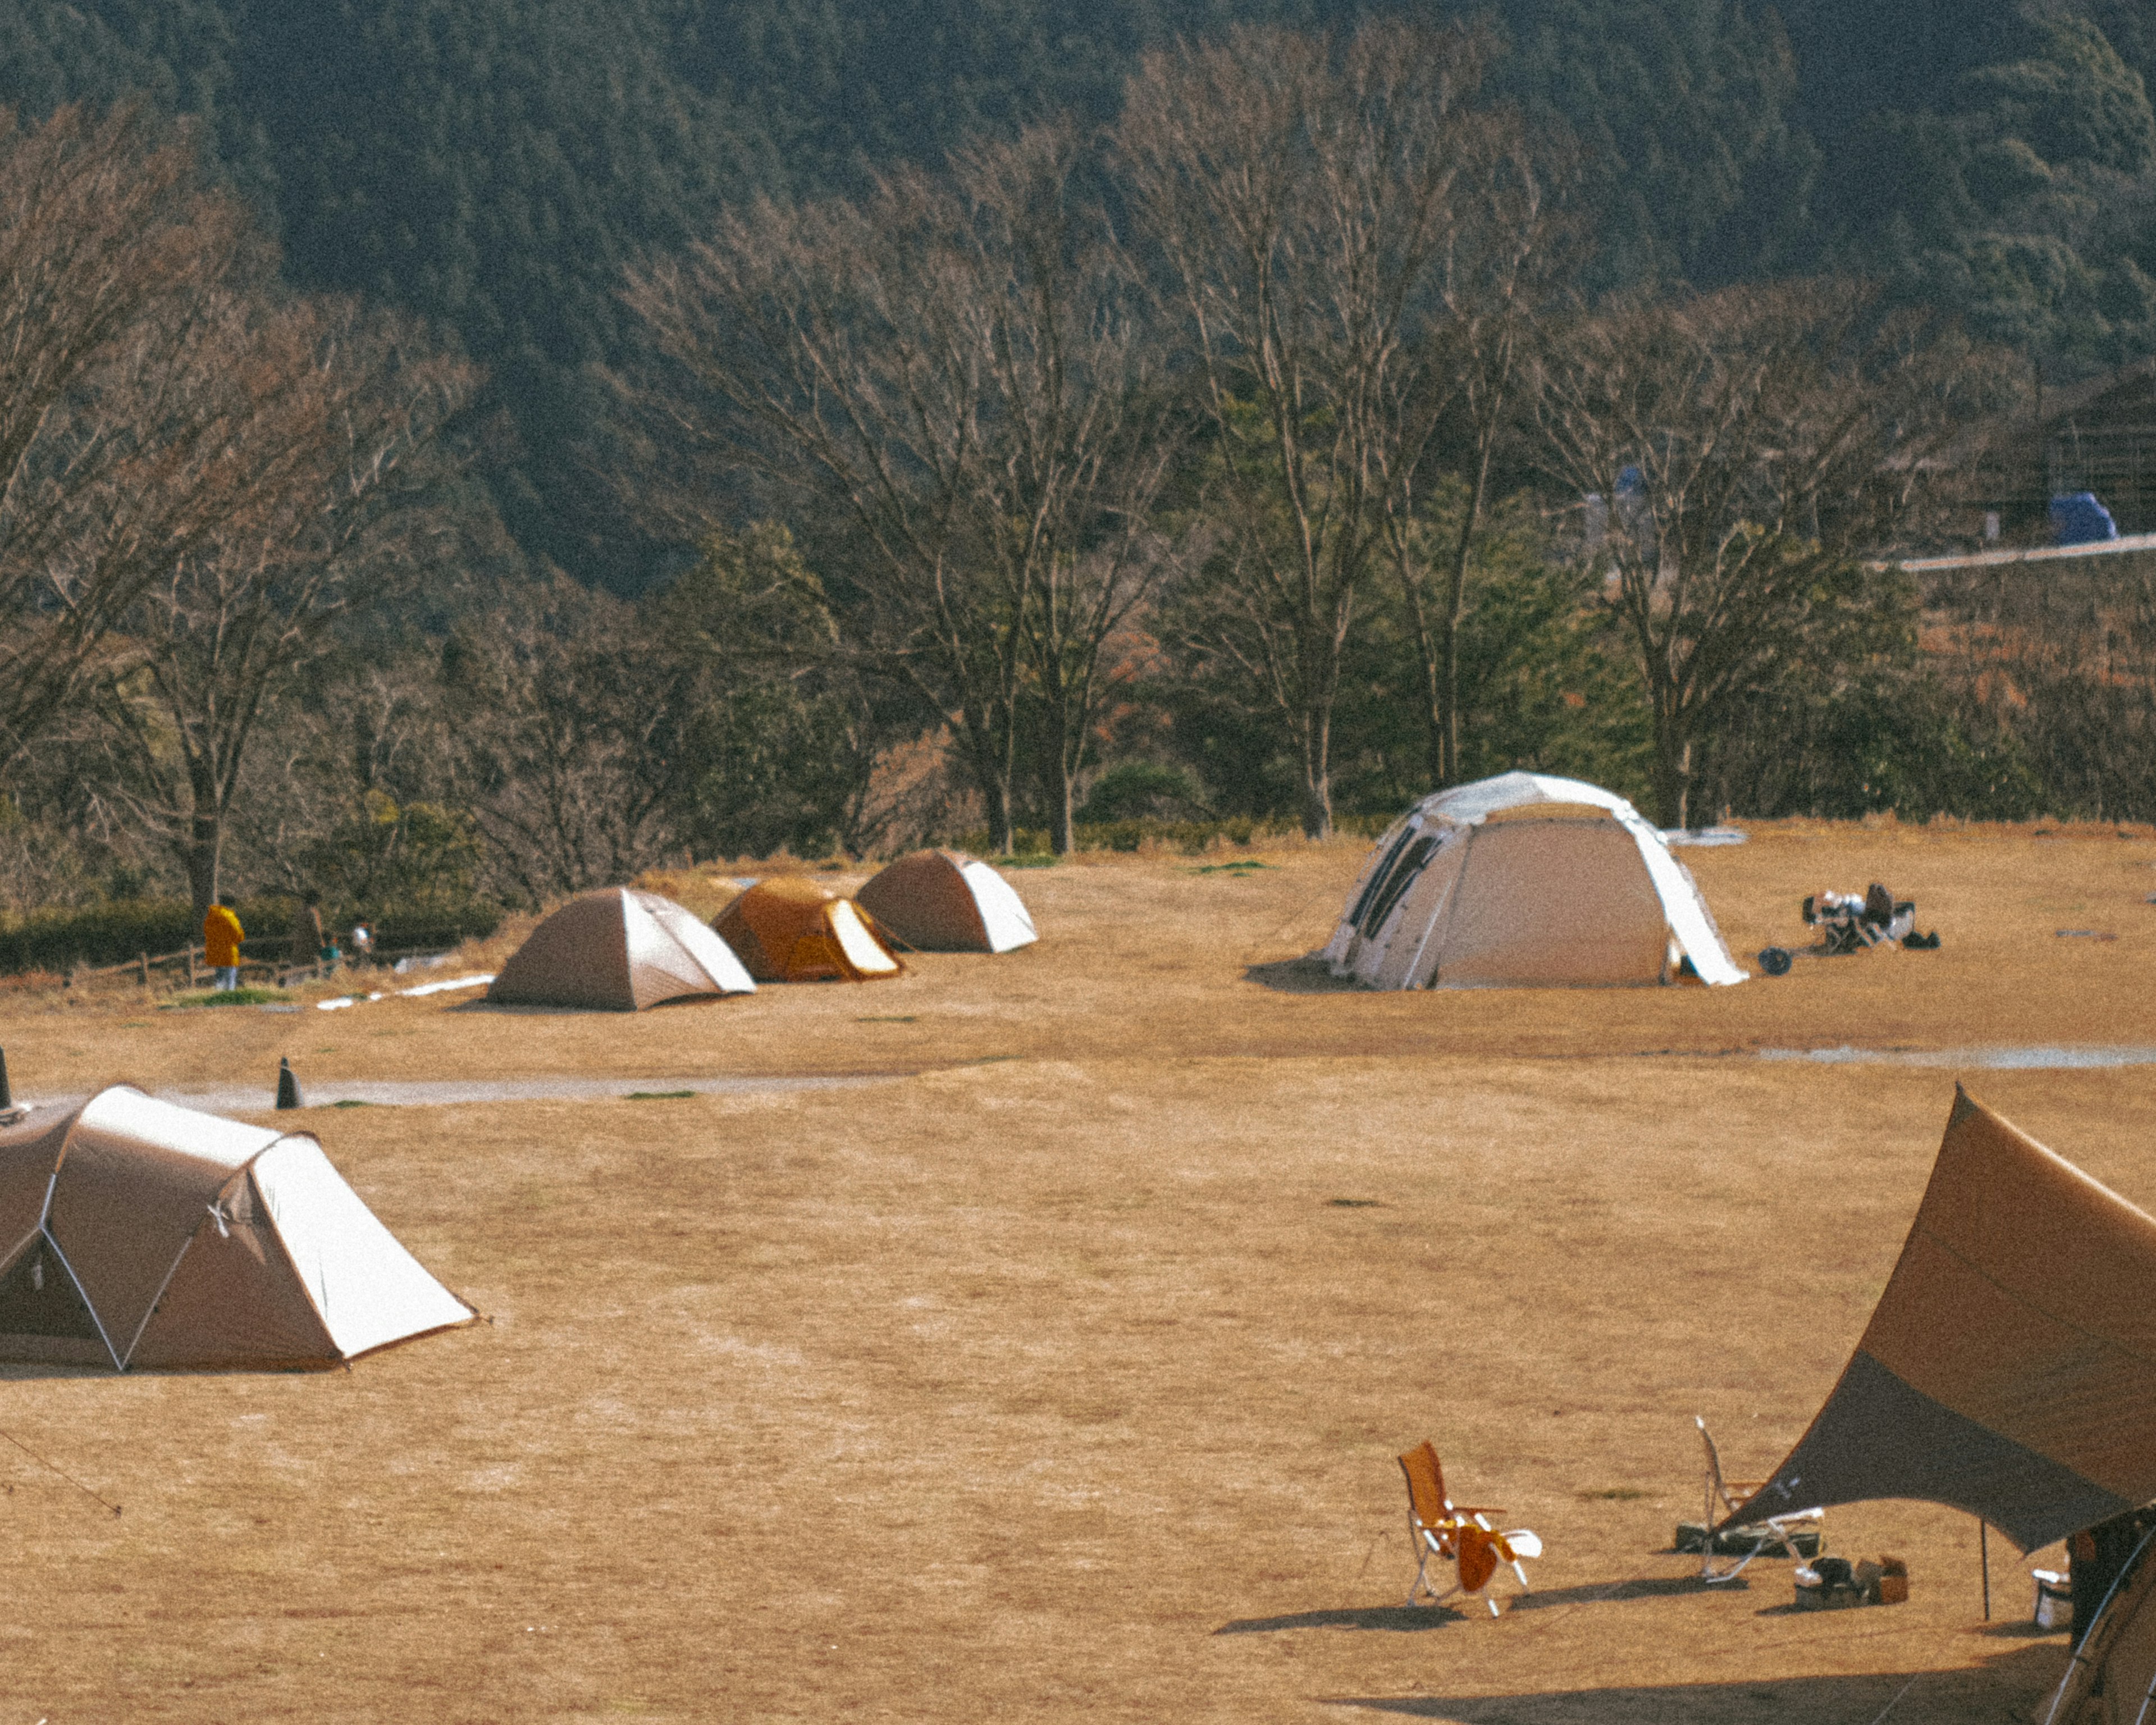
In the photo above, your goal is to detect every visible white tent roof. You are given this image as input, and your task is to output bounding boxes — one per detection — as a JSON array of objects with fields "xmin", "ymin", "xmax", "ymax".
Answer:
[{"xmin": 1326, "ymin": 773, "xmax": 1745, "ymax": 988}]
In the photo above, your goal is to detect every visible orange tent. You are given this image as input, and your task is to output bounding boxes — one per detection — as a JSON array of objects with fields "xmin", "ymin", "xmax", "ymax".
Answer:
[{"xmin": 714, "ymin": 878, "xmax": 903, "ymax": 982}]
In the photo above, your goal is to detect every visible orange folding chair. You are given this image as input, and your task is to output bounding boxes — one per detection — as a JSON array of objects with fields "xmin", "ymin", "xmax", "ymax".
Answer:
[{"xmin": 1397, "ymin": 1440, "xmax": 1542, "ymax": 1616}]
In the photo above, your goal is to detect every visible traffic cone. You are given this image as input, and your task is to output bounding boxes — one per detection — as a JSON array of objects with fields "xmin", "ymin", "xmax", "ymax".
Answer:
[{"xmin": 275, "ymin": 1057, "xmax": 302, "ymax": 1111}]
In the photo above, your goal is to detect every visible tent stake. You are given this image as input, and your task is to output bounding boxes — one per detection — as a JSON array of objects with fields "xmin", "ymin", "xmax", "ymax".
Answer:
[{"xmin": 1980, "ymin": 1518, "xmax": 1991, "ymax": 1621}]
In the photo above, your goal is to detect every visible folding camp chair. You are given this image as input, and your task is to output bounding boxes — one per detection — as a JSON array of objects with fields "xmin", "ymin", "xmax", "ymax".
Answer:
[
  {"xmin": 1693, "ymin": 1415, "xmax": 1824, "ymax": 1582},
  {"xmin": 1397, "ymin": 1440, "xmax": 1542, "ymax": 1616}
]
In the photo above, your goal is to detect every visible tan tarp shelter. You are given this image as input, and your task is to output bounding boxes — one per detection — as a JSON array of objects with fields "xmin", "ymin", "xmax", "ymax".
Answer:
[
  {"xmin": 1720, "ymin": 1089, "xmax": 2156, "ymax": 1554},
  {"xmin": 488, "ymin": 887, "xmax": 755, "ymax": 1010},
  {"xmin": 715, "ymin": 877, "xmax": 903, "ymax": 982},
  {"xmin": 0, "ymin": 1085, "xmax": 474, "ymax": 1371},
  {"xmin": 2047, "ymin": 1528, "xmax": 2156, "ymax": 1723},
  {"xmin": 856, "ymin": 850, "xmax": 1038, "ymax": 953},
  {"xmin": 1322, "ymin": 772, "xmax": 1743, "ymax": 988}
]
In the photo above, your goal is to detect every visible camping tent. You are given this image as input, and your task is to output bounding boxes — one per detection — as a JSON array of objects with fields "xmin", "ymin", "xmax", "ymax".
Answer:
[
  {"xmin": 488, "ymin": 887, "xmax": 755, "ymax": 1010},
  {"xmin": 2046, "ymin": 1523, "xmax": 2156, "ymax": 1722},
  {"xmin": 856, "ymin": 850, "xmax": 1038, "ymax": 953},
  {"xmin": 0, "ymin": 1085, "xmax": 474, "ymax": 1370},
  {"xmin": 1718, "ymin": 1088, "xmax": 2156, "ymax": 1554},
  {"xmin": 1322, "ymin": 772, "xmax": 1743, "ymax": 988},
  {"xmin": 715, "ymin": 877, "xmax": 903, "ymax": 982}
]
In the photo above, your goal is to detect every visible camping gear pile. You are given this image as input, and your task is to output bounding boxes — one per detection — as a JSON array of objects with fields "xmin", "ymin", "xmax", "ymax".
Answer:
[
  {"xmin": 1756, "ymin": 882, "xmax": 1941, "ymax": 975},
  {"xmin": 1325, "ymin": 772, "xmax": 1744, "ymax": 989}
]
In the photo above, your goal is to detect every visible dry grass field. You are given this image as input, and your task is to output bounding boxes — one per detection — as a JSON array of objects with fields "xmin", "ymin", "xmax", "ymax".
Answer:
[{"xmin": 5, "ymin": 819, "xmax": 2156, "ymax": 1722}]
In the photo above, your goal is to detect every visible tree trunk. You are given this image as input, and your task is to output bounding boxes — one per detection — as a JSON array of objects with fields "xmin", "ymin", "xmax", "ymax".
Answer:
[
  {"xmin": 1650, "ymin": 720, "xmax": 1692, "ymax": 832},
  {"xmin": 1397, "ymin": 541, "xmax": 1446, "ymax": 792},
  {"xmin": 1300, "ymin": 707, "xmax": 1334, "ymax": 839},
  {"xmin": 185, "ymin": 810, "xmax": 223, "ymax": 923},
  {"xmin": 1048, "ymin": 767, "xmax": 1075, "ymax": 856},
  {"xmin": 1437, "ymin": 444, "xmax": 1495, "ymax": 787}
]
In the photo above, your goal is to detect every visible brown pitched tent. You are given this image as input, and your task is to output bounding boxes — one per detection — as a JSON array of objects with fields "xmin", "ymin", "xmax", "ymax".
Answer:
[
  {"xmin": 714, "ymin": 877, "xmax": 902, "ymax": 982},
  {"xmin": 488, "ymin": 887, "xmax": 756, "ymax": 1009},
  {"xmin": 856, "ymin": 850, "xmax": 1039, "ymax": 953},
  {"xmin": 0, "ymin": 1085, "xmax": 474, "ymax": 1371},
  {"xmin": 1718, "ymin": 1087, "xmax": 2156, "ymax": 1554}
]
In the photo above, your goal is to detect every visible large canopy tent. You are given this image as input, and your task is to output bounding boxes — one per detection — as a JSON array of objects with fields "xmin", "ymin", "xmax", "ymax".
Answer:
[
  {"xmin": 856, "ymin": 850, "xmax": 1038, "ymax": 953},
  {"xmin": 1718, "ymin": 1088, "xmax": 2156, "ymax": 1555},
  {"xmin": 488, "ymin": 887, "xmax": 755, "ymax": 1010},
  {"xmin": 0, "ymin": 1086, "xmax": 474, "ymax": 1371},
  {"xmin": 715, "ymin": 878, "xmax": 903, "ymax": 982},
  {"xmin": 1322, "ymin": 772, "xmax": 1744, "ymax": 989}
]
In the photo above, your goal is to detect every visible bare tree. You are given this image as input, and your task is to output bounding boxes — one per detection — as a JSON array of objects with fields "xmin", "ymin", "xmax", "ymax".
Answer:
[
  {"xmin": 88, "ymin": 299, "xmax": 474, "ymax": 914},
  {"xmin": 625, "ymin": 119, "xmax": 1173, "ymax": 854},
  {"xmin": 1535, "ymin": 279, "xmax": 1998, "ymax": 827},
  {"xmin": 1386, "ymin": 121, "xmax": 1573, "ymax": 788},
  {"xmin": 441, "ymin": 585, "xmax": 680, "ymax": 905},
  {"xmin": 0, "ymin": 102, "xmax": 257, "ymax": 768},
  {"xmin": 1116, "ymin": 21, "xmax": 1486, "ymax": 836}
]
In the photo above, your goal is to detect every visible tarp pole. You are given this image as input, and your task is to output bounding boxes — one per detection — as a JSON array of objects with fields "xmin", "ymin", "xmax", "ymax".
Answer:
[{"xmin": 1981, "ymin": 1519, "xmax": 1991, "ymax": 1621}]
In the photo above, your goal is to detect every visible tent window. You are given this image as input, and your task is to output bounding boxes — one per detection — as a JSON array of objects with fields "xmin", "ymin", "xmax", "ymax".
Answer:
[
  {"xmin": 1347, "ymin": 825, "xmax": 1424, "ymax": 932},
  {"xmin": 1360, "ymin": 836, "xmax": 1439, "ymax": 938}
]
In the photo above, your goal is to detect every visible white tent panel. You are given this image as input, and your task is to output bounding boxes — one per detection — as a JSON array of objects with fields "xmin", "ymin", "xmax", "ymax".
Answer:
[
  {"xmin": 829, "ymin": 900, "xmax": 902, "ymax": 974},
  {"xmin": 253, "ymin": 1138, "xmax": 473, "ymax": 1360},
  {"xmin": 959, "ymin": 861, "xmax": 1039, "ymax": 953},
  {"xmin": 80, "ymin": 1086, "xmax": 281, "ymax": 1175},
  {"xmin": 629, "ymin": 891, "xmax": 757, "ymax": 996}
]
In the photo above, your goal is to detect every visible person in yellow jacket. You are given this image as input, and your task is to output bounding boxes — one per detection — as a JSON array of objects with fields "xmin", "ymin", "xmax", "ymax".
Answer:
[{"xmin": 203, "ymin": 895, "xmax": 244, "ymax": 992}]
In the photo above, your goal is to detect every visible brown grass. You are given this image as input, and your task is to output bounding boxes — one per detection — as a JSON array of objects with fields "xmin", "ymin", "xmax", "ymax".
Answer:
[{"xmin": 3, "ymin": 820, "xmax": 2154, "ymax": 1719}]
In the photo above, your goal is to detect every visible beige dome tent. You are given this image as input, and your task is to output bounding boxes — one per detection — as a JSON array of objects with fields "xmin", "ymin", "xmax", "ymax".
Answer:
[
  {"xmin": 856, "ymin": 850, "xmax": 1038, "ymax": 953},
  {"xmin": 715, "ymin": 877, "xmax": 902, "ymax": 982},
  {"xmin": 1323, "ymin": 772, "xmax": 1743, "ymax": 988},
  {"xmin": 0, "ymin": 1085, "xmax": 474, "ymax": 1371},
  {"xmin": 488, "ymin": 887, "xmax": 755, "ymax": 1009}
]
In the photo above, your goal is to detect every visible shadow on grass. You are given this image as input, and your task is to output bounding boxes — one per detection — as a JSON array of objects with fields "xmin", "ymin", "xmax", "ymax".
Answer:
[
  {"xmin": 1317, "ymin": 1639, "xmax": 2069, "ymax": 1721},
  {"xmin": 1244, "ymin": 957, "xmax": 1361, "ymax": 994},
  {"xmin": 1217, "ymin": 1604, "xmax": 1469, "ymax": 1635},
  {"xmin": 1219, "ymin": 1575, "xmax": 1740, "ymax": 1639}
]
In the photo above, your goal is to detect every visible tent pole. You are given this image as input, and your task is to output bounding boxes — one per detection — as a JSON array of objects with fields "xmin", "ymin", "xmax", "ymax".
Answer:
[{"xmin": 1981, "ymin": 1519, "xmax": 1991, "ymax": 1621}]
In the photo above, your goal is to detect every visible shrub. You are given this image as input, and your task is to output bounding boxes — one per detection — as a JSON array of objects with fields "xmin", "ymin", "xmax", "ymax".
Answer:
[{"xmin": 0, "ymin": 896, "xmax": 505, "ymax": 975}]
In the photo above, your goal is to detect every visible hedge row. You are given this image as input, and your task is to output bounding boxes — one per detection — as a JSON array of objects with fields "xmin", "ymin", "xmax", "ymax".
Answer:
[
  {"xmin": 0, "ymin": 898, "xmax": 504, "ymax": 976},
  {"xmin": 954, "ymin": 814, "xmax": 1394, "ymax": 857}
]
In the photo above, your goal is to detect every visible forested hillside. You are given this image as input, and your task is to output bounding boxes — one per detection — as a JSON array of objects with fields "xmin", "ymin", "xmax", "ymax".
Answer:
[{"xmin": 3, "ymin": 0, "xmax": 2152, "ymax": 592}]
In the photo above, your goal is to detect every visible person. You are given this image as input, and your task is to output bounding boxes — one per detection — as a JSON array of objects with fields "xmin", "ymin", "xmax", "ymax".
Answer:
[
  {"xmin": 292, "ymin": 889, "xmax": 326, "ymax": 980},
  {"xmin": 203, "ymin": 894, "xmax": 245, "ymax": 992},
  {"xmin": 350, "ymin": 921, "xmax": 374, "ymax": 963}
]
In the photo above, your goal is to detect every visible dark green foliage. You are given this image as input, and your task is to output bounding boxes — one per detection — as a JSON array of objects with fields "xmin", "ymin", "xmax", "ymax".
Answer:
[
  {"xmin": 649, "ymin": 524, "xmax": 883, "ymax": 861},
  {"xmin": 1075, "ymin": 762, "xmax": 1211, "ymax": 824},
  {"xmin": 12, "ymin": 0, "xmax": 2156, "ymax": 591}
]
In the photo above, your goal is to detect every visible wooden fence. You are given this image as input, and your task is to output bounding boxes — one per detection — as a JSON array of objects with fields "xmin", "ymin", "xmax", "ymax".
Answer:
[{"xmin": 65, "ymin": 933, "xmax": 475, "ymax": 991}]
